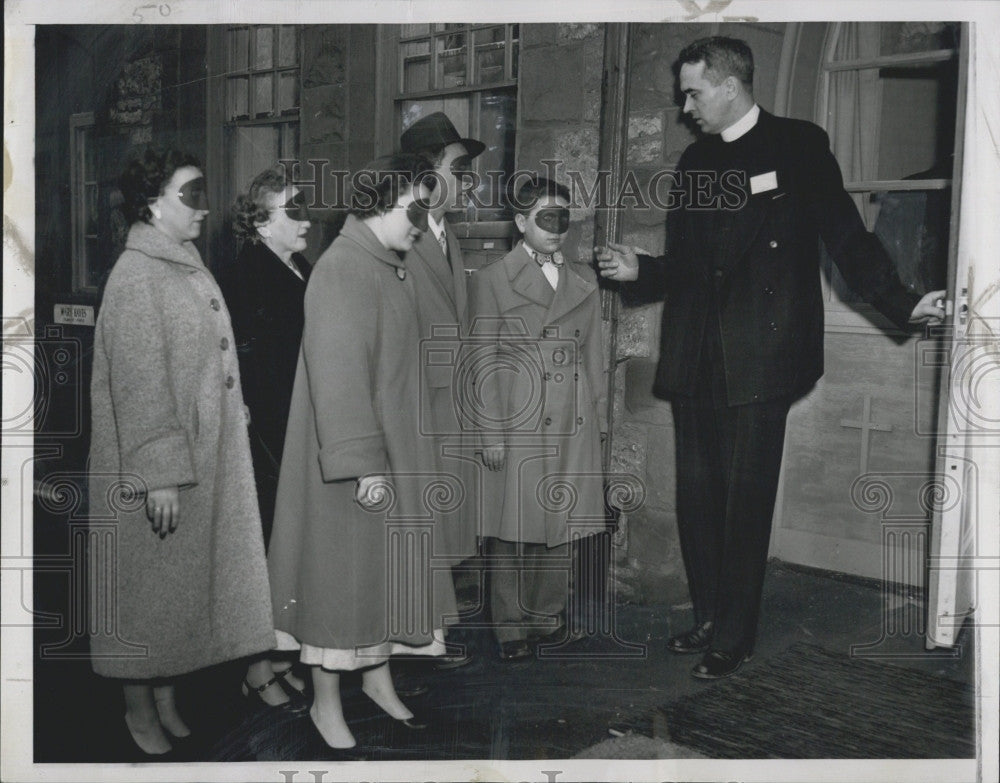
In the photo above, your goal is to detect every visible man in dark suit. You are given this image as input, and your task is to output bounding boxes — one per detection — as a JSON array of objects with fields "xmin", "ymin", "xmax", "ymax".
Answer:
[{"xmin": 597, "ymin": 36, "xmax": 945, "ymax": 679}]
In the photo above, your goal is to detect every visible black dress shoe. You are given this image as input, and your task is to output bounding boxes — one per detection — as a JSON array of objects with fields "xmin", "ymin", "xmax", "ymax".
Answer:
[
  {"xmin": 666, "ymin": 620, "xmax": 713, "ymax": 655},
  {"xmin": 691, "ymin": 649, "xmax": 752, "ymax": 680},
  {"xmin": 498, "ymin": 639, "xmax": 532, "ymax": 661},
  {"xmin": 394, "ymin": 678, "xmax": 430, "ymax": 698},
  {"xmin": 435, "ymin": 651, "xmax": 473, "ymax": 670}
]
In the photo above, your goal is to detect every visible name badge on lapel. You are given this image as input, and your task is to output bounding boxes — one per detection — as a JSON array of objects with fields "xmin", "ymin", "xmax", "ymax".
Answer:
[{"xmin": 749, "ymin": 171, "xmax": 778, "ymax": 195}]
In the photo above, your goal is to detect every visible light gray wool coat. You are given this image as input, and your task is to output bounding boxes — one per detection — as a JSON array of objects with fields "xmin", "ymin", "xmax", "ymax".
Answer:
[{"xmin": 88, "ymin": 222, "xmax": 276, "ymax": 679}]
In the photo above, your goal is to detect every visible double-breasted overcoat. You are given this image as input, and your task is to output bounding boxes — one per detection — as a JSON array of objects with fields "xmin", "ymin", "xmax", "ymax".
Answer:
[{"xmin": 467, "ymin": 243, "xmax": 607, "ymax": 547}]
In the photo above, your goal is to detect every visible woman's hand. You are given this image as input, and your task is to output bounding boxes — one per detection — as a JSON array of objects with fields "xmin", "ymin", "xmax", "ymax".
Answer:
[
  {"xmin": 356, "ymin": 474, "xmax": 389, "ymax": 509},
  {"xmin": 146, "ymin": 487, "xmax": 180, "ymax": 538}
]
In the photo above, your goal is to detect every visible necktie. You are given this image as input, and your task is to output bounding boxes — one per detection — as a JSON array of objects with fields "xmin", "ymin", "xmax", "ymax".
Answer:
[{"xmin": 437, "ymin": 230, "xmax": 448, "ymax": 258}]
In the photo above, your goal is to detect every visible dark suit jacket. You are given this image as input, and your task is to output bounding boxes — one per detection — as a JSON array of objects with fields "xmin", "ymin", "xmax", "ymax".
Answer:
[
  {"xmin": 222, "ymin": 241, "xmax": 311, "ymax": 471},
  {"xmin": 624, "ymin": 109, "xmax": 920, "ymax": 405}
]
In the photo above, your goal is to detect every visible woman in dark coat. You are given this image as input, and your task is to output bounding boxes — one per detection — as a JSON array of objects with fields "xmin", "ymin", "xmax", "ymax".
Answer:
[
  {"xmin": 222, "ymin": 166, "xmax": 313, "ymax": 708},
  {"xmin": 89, "ymin": 149, "xmax": 275, "ymax": 755},
  {"xmin": 266, "ymin": 154, "xmax": 457, "ymax": 751}
]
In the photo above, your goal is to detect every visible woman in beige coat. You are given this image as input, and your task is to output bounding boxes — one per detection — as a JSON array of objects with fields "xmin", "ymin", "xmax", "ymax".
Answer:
[
  {"xmin": 89, "ymin": 149, "xmax": 275, "ymax": 755},
  {"xmin": 267, "ymin": 154, "xmax": 457, "ymax": 753}
]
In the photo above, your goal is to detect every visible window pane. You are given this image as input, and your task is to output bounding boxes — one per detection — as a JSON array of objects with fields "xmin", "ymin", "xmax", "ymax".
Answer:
[
  {"xmin": 473, "ymin": 89, "xmax": 517, "ymax": 220},
  {"xmin": 278, "ymin": 25, "xmax": 297, "ymax": 67},
  {"xmin": 404, "ymin": 58, "xmax": 430, "ymax": 93},
  {"xmin": 478, "ymin": 26, "xmax": 505, "ymax": 44},
  {"xmin": 277, "ymin": 71, "xmax": 298, "ymax": 112},
  {"xmin": 254, "ymin": 73, "xmax": 273, "ymax": 116},
  {"xmin": 231, "ymin": 124, "xmax": 279, "ymax": 195},
  {"xmin": 474, "ymin": 29, "xmax": 505, "ymax": 84},
  {"xmin": 401, "ymin": 23, "xmax": 429, "ymax": 38},
  {"xmin": 877, "ymin": 62, "xmax": 958, "ymax": 180},
  {"xmin": 228, "ymin": 76, "xmax": 249, "ymax": 119},
  {"xmin": 512, "ymin": 40, "xmax": 519, "ymax": 79},
  {"xmin": 400, "ymin": 97, "xmax": 469, "ymax": 136},
  {"xmin": 254, "ymin": 26, "xmax": 274, "ymax": 70},
  {"xmin": 511, "ymin": 24, "xmax": 519, "ymax": 41},
  {"xmin": 880, "ymin": 22, "xmax": 959, "ymax": 55},
  {"xmin": 437, "ymin": 33, "xmax": 467, "ymax": 88},
  {"xmin": 229, "ymin": 27, "xmax": 249, "ymax": 71},
  {"xmin": 403, "ymin": 40, "xmax": 430, "ymax": 57}
]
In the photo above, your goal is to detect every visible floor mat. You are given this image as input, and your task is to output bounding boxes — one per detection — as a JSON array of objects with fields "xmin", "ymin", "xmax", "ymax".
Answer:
[{"xmin": 657, "ymin": 643, "xmax": 975, "ymax": 759}]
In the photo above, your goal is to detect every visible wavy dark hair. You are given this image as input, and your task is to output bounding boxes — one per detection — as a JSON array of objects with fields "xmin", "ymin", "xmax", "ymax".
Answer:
[
  {"xmin": 348, "ymin": 153, "xmax": 432, "ymax": 219},
  {"xmin": 676, "ymin": 36, "xmax": 754, "ymax": 88},
  {"xmin": 232, "ymin": 166, "xmax": 291, "ymax": 244},
  {"xmin": 119, "ymin": 148, "xmax": 201, "ymax": 224}
]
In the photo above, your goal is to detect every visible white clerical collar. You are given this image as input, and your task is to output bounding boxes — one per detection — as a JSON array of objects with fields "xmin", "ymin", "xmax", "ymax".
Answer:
[
  {"xmin": 721, "ymin": 104, "xmax": 760, "ymax": 142},
  {"xmin": 428, "ymin": 214, "xmax": 446, "ymax": 241}
]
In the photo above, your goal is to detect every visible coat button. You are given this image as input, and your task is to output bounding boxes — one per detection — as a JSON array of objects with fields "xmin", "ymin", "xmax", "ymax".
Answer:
[
  {"xmin": 576, "ymin": 416, "xmax": 584, "ymax": 425},
  {"xmin": 220, "ymin": 337, "xmax": 229, "ymax": 350},
  {"xmin": 555, "ymin": 373, "xmax": 564, "ymax": 382},
  {"xmin": 764, "ymin": 286, "xmax": 774, "ymax": 295},
  {"xmin": 769, "ymin": 322, "xmax": 778, "ymax": 331},
  {"xmin": 713, "ymin": 269, "xmax": 724, "ymax": 279},
  {"xmin": 552, "ymin": 349, "xmax": 566, "ymax": 365},
  {"xmin": 544, "ymin": 417, "xmax": 552, "ymax": 426},
  {"xmin": 225, "ymin": 375, "xmax": 235, "ymax": 389},
  {"xmin": 210, "ymin": 298, "xmax": 221, "ymax": 311},
  {"xmin": 769, "ymin": 240, "xmax": 778, "ymax": 249}
]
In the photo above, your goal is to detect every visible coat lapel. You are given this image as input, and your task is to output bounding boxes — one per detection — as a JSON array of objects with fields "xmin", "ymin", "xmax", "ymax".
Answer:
[
  {"xmin": 412, "ymin": 229, "xmax": 457, "ymax": 308},
  {"xmin": 444, "ymin": 223, "xmax": 467, "ymax": 321},
  {"xmin": 506, "ymin": 244, "xmax": 554, "ymax": 309},
  {"xmin": 545, "ymin": 261, "xmax": 597, "ymax": 325}
]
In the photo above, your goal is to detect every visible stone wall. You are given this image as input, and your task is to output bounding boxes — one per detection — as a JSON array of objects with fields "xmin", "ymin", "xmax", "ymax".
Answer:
[{"xmin": 514, "ymin": 23, "xmax": 605, "ymax": 267}]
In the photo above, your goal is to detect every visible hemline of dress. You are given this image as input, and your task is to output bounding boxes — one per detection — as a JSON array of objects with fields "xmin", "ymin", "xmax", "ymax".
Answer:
[{"xmin": 274, "ymin": 629, "xmax": 447, "ymax": 671}]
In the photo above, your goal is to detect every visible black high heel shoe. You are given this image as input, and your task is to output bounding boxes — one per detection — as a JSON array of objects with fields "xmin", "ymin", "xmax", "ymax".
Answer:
[
  {"xmin": 273, "ymin": 665, "xmax": 309, "ymax": 700},
  {"xmin": 242, "ymin": 673, "xmax": 309, "ymax": 712}
]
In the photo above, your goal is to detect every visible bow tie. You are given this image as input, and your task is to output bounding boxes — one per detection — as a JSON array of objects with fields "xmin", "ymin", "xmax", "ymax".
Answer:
[{"xmin": 533, "ymin": 251, "xmax": 563, "ymax": 267}]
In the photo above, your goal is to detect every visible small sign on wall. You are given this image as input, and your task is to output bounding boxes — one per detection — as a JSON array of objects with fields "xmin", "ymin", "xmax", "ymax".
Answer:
[{"xmin": 54, "ymin": 304, "xmax": 95, "ymax": 326}]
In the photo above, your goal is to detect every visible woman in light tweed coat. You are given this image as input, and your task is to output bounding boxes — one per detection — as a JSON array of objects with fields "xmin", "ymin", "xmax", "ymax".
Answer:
[{"xmin": 88, "ymin": 149, "xmax": 275, "ymax": 755}]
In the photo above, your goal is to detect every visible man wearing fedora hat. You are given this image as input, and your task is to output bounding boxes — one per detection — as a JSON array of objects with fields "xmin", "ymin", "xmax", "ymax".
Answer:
[{"xmin": 400, "ymin": 112, "xmax": 486, "ymax": 669}]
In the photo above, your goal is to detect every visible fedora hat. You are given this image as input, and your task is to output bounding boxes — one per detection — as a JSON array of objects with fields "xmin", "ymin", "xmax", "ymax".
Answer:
[{"xmin": 400, "ymin": 112, "xmax": 486, "ymax": 159}]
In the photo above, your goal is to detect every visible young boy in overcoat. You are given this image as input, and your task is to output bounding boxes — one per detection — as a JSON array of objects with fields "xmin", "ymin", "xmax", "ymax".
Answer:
[{"xmin": 468, "ymin": 176, "xmax": 607, "ymax": 660}]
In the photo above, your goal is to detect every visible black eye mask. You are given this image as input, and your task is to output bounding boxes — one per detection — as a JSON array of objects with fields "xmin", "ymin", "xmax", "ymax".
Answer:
[
  {"xmin": 281, "ymin": 191, "xmax": 310, "ymax": 222},
  {"xmin": 176, "ymin": 177, "xmax": 209, "ymax": 210},
  {"xmin": 534, "ymin": 206, "xmax": 570, "ymax": 234},
  {"xmin": 406, "ymin": 197, "xmax": 430, "ymax": 231}
]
